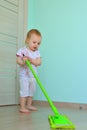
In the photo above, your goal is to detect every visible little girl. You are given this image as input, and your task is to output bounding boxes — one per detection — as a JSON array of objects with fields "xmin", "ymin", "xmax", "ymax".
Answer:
[{"xmin": 16, "ymin": 29, "xmax": 42, "ymax": 113}]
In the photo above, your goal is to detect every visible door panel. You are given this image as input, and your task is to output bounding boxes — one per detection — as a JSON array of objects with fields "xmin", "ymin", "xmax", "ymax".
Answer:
[{"xmin": 0, "ymin": 0, "xmax": 18, "ymax": 105}]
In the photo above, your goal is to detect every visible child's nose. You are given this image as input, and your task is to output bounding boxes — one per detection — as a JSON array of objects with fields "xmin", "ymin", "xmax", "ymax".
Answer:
[{"xmin": 36, "ymin": 43, "xmax": 38, "ymax": 46}]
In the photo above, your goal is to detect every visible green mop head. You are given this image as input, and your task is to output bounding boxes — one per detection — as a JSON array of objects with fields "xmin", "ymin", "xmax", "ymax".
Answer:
[{"xmin": 48, "ymin": 114, "xmax": 75, "ymax": 129}]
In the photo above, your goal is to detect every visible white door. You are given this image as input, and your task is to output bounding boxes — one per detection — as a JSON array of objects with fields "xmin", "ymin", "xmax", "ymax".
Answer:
[{"xmin": 0, "ymin": 0, "xmax": 28, "ymax": 105}]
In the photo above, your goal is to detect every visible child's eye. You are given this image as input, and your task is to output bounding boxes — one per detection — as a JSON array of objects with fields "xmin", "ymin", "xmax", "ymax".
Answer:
[
  {"xmin": 38, "ymin": 42, "xmax": 40, "ymax": 45},
  {"xmin": 33, "ymin": 41, "xmax": 36, "ymax": 44}
]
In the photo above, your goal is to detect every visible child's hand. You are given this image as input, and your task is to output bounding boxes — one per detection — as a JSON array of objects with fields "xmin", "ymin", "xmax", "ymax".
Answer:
[
  {"xmin": 22, "ymin": 56, "xmax": 28, "ymax": 64},
  {"xmin": 22, "ymin": 54, "xmax": 32, "ymax": 64},
  {"xmin": 22, "ymin": 56, "xmax": 32, "ymax": 63},
  {"xmin": 28, "ymin": 57, "xmax": 32, "ymax": 63}
]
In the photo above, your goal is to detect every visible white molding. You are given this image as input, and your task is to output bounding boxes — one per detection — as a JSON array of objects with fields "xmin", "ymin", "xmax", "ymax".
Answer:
[
  {"xmin": 16, "ymin": 0, "xmax": 28, "ymax": 104},
  {"xmin": 17, "ymin": 0, "xmax": 28, "ymax": 49},
  {"xmin": 23, "ymin": 0, "xmax": 28, "ymax": 42}
]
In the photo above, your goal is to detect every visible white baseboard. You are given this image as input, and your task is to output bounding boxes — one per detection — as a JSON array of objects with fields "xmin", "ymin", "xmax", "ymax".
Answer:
[{"xmin": 33, "ymin": 100, "xmax": 87, "ymax": 110}]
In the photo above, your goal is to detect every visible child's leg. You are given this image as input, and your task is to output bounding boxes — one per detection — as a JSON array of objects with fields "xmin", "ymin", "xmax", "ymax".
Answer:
[
  {"xmin": 27, "ymin": 96, "xmax": 37, "ymax": 111},
  {"xmin": 20, "ymin": 97, "xmax": 30, "ymax": 113},
  {"xmin": 19, "ymin": 77, "xmax": 30, "ymax": 113},
  {"xmin": 27, "ymin": 78, "xmax": 37, "ymax": 111}
]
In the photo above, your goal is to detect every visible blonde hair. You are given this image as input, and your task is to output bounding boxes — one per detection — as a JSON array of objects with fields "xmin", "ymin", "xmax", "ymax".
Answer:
[{"xmin": 25, "ymin": 29, "xmax": 42, "ymax": 44}]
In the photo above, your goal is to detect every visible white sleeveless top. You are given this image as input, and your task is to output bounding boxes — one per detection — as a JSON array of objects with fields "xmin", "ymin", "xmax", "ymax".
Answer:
[{"xmin": 16, "ymin": 46, "xmax": 40, "ymax": 78}]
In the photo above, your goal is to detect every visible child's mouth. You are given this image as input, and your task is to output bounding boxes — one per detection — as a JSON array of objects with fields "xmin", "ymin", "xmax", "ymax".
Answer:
[{"xmin": 33, "ymin": 47, "xmax": 37, "ymax": 50}]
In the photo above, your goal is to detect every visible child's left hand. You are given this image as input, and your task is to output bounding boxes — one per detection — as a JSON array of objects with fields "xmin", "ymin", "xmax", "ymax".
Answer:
[{"xmin": 28, "ymin": 57, "xmax": 32, "ymax": 63}]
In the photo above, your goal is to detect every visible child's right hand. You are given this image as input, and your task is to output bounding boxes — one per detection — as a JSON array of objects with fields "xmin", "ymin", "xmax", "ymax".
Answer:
[{"xmin": 22, "ymin": 56, "xmax": 28, "ymax": 64}]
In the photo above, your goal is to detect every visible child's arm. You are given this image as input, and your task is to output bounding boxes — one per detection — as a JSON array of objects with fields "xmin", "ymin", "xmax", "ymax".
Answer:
[
  {"xmin": 16, "ymin": 55, "xmax": 41, "ymax": 66},
  {"xmin": 30, "ymin": 57, "xmax": 42, "ymax": 66},
  {"xmin": 22, "ymin": 54, "xmax": 41, "ymax": 66},
  {"xmin": 16, "ymin": 56, "xmax": 26, "ymax": 66}
]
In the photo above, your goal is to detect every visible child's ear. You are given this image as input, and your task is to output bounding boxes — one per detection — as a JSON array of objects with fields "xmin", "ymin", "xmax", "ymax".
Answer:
[
  {"xmin": 25, "ymin": 38, "xmax": 29, "ymax": 43},
  {"xmin": 27, "ymin": 38, "xmax": 30, "ymax": 43}
]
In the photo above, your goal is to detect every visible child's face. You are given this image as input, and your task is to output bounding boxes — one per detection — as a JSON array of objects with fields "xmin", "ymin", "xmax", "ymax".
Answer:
[{"xmin": 27, "ymin": 34, "xmax": 41, "ymax": 51}]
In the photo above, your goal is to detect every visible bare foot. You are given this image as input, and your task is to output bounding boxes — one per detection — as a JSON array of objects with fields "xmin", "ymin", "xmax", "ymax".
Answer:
[
  {"xmin": 19, "ymin": 108, "xmax": 30, "ymax": 113},
  {"xmin": 27, "ymin": 106, "xmax": 37, "ymax": 111}
]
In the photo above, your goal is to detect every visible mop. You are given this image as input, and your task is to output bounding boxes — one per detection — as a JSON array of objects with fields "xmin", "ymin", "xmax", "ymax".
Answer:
[{"xmin": 26, "ymin": 60, "xmax": 75, "ymax": 129}]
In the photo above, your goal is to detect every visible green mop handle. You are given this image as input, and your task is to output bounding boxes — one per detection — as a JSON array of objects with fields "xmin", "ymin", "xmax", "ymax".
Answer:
[{"xmin": 26, "ymin": 60, "xmax": 60, "ymax": 116}]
